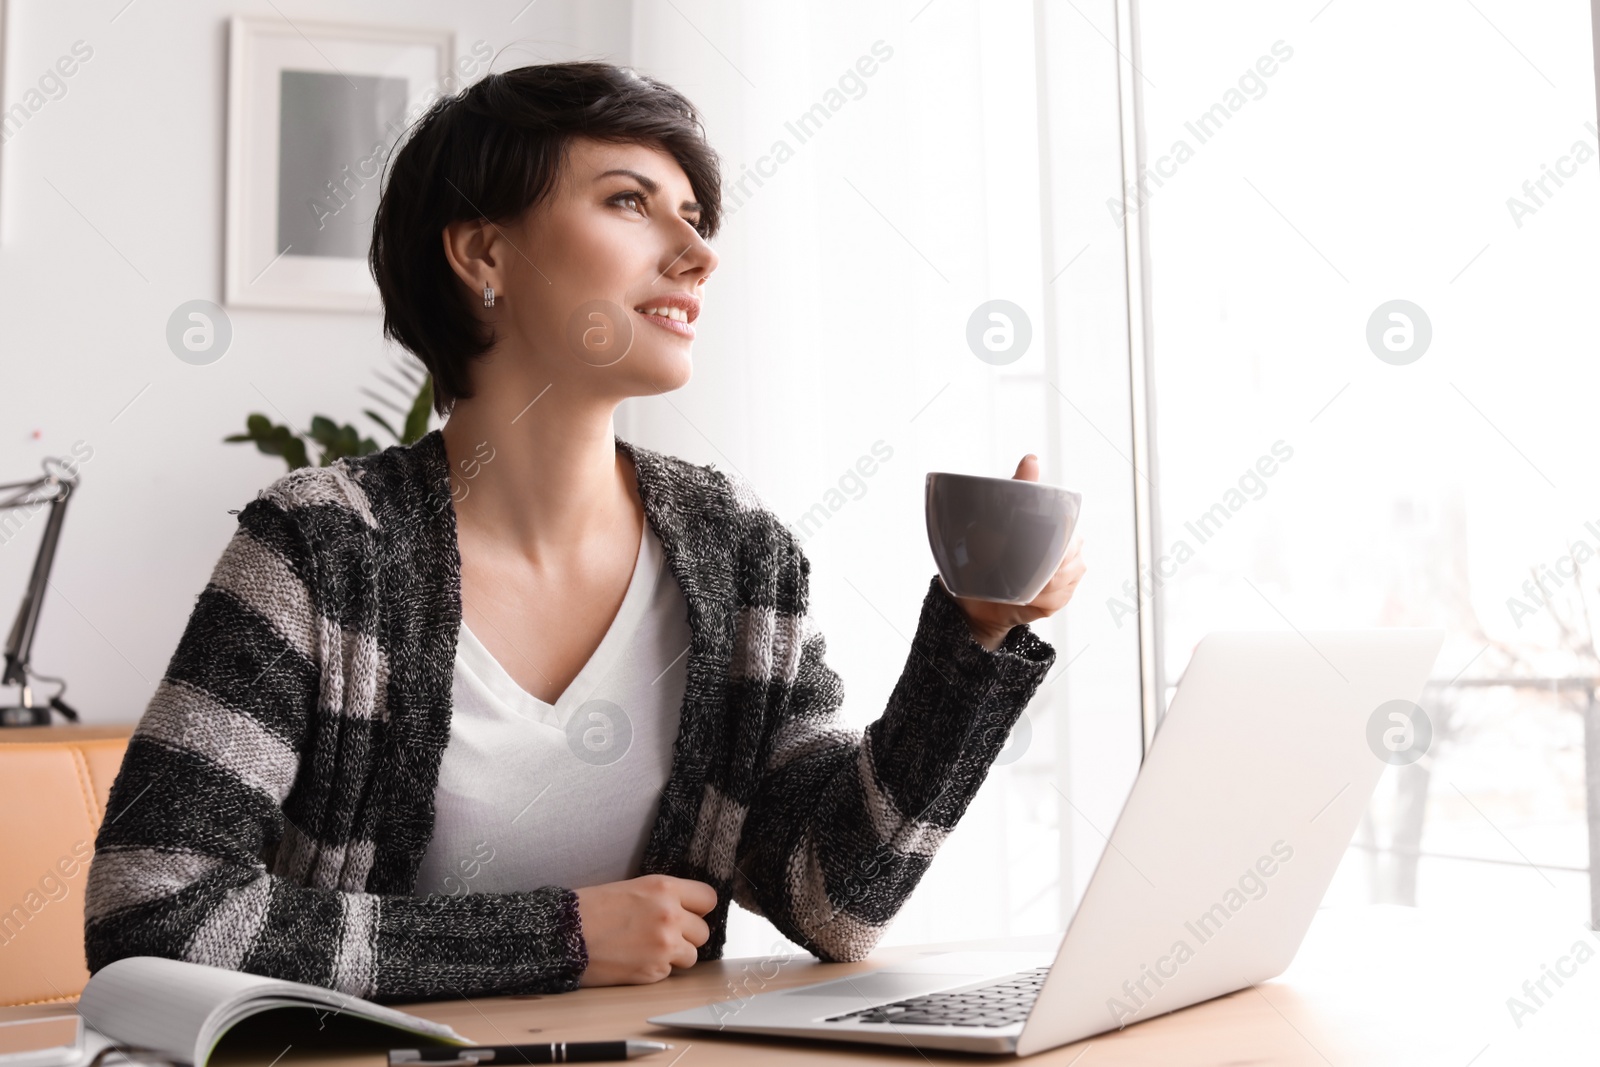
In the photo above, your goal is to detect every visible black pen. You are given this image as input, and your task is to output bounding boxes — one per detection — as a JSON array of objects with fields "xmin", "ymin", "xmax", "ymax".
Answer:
[{"xmin": 390, "ymin": 1041, "xmax": 672, "ymax": 1064}]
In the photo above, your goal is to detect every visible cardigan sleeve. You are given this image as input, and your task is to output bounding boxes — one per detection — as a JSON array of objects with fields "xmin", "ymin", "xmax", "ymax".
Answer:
[
  {"xmin": 84, "ymin": 490, "xmax": 588, "ymax": 1002},
  {"xmin": 730, "ymin": 539, "xmax": 1056, "ymax": 962}
]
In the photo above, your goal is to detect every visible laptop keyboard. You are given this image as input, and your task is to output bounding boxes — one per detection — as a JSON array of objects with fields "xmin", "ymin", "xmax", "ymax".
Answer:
[{"xmin": 824, "ymin": 966, "xmax": 1050, "ymax": 1028}]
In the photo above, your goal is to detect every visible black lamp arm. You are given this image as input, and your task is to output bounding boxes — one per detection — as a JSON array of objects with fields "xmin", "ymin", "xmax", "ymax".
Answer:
[{"xmin": 1, "ymin": 457, "xmax": 80, "ymax": 725}]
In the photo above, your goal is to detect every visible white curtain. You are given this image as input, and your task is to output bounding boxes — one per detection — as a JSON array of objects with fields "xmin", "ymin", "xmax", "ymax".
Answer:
[{"xmin": 623, "ymin": 0, "xmax": 1145, "ymax": 956}]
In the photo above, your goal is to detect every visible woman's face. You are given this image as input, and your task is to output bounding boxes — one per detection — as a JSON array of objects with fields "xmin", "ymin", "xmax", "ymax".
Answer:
[{"xmin": 454, "ymin": 136, "xmax": 718, "ymax": 404}]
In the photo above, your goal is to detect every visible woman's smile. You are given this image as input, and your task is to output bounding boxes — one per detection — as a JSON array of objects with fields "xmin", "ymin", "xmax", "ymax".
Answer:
[{"xmin": 632, "ymin": 291, "xmax": 701, "ymax": 340}]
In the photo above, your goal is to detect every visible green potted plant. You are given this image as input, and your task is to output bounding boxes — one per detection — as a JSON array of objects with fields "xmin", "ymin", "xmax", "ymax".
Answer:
[{"xmin": 226, "ymin": 356, "xmax": 434, "ymax": 471}]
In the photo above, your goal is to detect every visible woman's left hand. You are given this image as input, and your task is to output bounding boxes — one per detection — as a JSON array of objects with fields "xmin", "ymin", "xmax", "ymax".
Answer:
[{"xmin": 952, "ymin": 454, "xmax": 1087, "ymax": 652}]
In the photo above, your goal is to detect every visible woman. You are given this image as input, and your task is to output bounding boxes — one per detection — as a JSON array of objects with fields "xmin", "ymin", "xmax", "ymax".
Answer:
[{"xmin": 84, "ymin": 62, "xmax": 1085, "ymax": 1001}]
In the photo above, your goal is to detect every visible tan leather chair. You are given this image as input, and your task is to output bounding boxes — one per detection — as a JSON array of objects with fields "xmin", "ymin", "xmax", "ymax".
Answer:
[{"xmin": 0, "ymin": 725, "xmax": 133, "ymax": 1006}]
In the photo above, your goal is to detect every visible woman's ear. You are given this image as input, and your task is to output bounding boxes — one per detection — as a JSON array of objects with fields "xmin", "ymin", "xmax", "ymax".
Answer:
[{"xmin": 441, "ymin": 217, "xmax": 499, "ymax": 297}]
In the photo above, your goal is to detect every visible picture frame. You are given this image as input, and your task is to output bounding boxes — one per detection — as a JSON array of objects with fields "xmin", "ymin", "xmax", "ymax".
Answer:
[{"xmin": 225, "ymin": 16, "xmax": 455, "ymax": 312}]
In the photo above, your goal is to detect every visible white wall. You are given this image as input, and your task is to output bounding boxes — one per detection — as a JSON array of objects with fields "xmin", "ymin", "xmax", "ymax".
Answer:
[{"xmin": 0, "ymin": 0, "xmax": 627, "ymax": 721}]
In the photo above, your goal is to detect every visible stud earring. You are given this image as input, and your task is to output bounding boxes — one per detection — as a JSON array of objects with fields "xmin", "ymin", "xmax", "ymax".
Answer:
[{"xmin": 483, "ymin": 283, "xmax": 495, "ymax": 308}]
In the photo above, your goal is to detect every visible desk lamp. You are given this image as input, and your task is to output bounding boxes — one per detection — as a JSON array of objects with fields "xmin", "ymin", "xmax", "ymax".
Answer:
[{"xmin": 1, "ymin": 455, "xmax": 82, "ymax": 726}]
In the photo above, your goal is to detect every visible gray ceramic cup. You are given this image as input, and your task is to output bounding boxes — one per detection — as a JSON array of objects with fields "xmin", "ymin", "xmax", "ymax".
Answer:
[{"xmin": 925, "ymin": 472, "xmax": 1082, "ymax": 605}]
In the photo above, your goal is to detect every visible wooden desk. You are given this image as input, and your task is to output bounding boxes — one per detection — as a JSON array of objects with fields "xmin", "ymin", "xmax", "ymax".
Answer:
[{"xmin": 12, "ymin": 905, "xmax": 1599, "ymax": 1064}]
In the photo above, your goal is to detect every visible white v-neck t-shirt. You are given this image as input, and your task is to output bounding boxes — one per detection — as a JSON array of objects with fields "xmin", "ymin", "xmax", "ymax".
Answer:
[{"xmin": 413, "ymin": 520, "xmax": 691, "ymax": 897}]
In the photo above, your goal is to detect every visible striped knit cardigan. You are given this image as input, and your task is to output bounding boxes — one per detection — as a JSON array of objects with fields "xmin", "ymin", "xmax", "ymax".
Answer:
[{"xmin": 84, "ymin": 428, "xmax": 1056, "ymax": 1002}]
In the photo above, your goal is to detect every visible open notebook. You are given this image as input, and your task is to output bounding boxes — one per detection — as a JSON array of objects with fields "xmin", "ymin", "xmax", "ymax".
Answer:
[{"xmin": 77, "ymin": 958, "xmax": 471, "ymax": 1067}]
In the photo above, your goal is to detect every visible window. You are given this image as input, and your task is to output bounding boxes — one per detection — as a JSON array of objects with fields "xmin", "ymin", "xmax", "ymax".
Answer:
[{"xmin": 1136, "ymin": 0, "xmax": 1600, "ymax": 919}]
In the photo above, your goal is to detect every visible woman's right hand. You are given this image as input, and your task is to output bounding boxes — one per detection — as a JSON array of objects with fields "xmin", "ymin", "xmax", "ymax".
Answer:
[{"xmin": 573, "ymin": 874, "xmax": 718, "ymax": 985}]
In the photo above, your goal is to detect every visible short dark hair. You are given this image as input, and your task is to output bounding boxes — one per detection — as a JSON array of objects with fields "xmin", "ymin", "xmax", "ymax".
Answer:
[{"xmin": 369, "ymin": 61, "xmax": 722, "ymax": 416}]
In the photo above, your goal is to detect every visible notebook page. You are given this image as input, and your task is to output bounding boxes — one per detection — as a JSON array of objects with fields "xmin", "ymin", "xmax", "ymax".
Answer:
[
  {"xmin": 78, "ymin": 958, "xmax": 468, "ymax": 1066},
  {"xmin": 77, "ymin": 958, "xmax": 283, "ymax": 1063}
]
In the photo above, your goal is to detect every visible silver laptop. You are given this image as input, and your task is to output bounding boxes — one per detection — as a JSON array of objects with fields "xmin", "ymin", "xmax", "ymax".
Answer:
[{"xmin": 651, "ymin": 628, "xmax": 1444, "ymax": 1055}]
